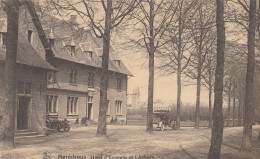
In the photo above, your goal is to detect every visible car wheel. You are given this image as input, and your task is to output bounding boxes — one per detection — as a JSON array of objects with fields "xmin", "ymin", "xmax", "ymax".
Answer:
[
  {"xmin": 160, "ymin": 124, "xmax": 165, "ymax": 131},
  {"xmin": 63, "ymin": 124, "xmax": 70, "ymax": 131}
]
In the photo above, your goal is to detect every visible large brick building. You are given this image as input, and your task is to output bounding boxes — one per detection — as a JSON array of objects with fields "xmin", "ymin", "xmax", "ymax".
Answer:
[
  {"xmin": 19, "ymin": 4, "xmax": 132, "ymax": 124},
  {"xmin": 0, "ymin": 2, "xmax": 131, "ymax": 134}
]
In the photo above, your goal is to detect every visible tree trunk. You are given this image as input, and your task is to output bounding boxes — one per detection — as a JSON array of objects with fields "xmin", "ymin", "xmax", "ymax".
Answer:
[
  {"xmin": 238, "ymin": 88, "xmax": 242, "ymax": 126},
  {"xmin": 208, "ymin": 0, "xmax": 225, "ymax": 158},
  {"xmin": 176, "ymin": 15, "xmax": 182, "ymax": 130},
  {"xmin": 232, "ymin": 82, "xmax": 236, "ymax": 127},
  {"xmin": 208, "ymin": 82, "xmax": 213, "ymax": 128},
  {"xmin": 227, "ymin": 78, "xmax": 231, "ymax": 127},
  {"xmin": 241, "ymin": 0, "xmax": 256, "ymax": 150},
  {"xmin": 146, "ymin": 0, "xmax": 155, "ymax": 133},
  {"xmin": 96, "ymin": 0, "xmax": 112, "ymax": 137},
  {"xmin": 195, "ymin": 47, "xmax": 202, "ymax": 129},
  {"xmin": 0, "ymin": 0, "xmax": 19, "ymax": 149}
]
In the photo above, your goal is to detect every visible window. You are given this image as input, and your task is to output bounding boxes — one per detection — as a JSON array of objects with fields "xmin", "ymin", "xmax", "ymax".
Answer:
[
  {"xmin": 67, "ymin": 97, "xmax": 78, "ymax": 115},
  {"xmin": 18, "ymin": 82, "xmax": 31, "ymax": 95},
  {"xmin": 71, "ymin": 46, "xmax": 75, "ymax": 55},
  {"xmin": 69, "ymin": 69, "xmax": 77, "ymax": 84},
  {"xmin": 84, "ymin": 51, "xmax": 92, "ymax": 59},
  {"xmin": 115, "ymin": 101, "xmax": 122, "ymax": 115},
  {"xmin": 88, "ymin": 72, "xmax": 94, "ymax": 88},
  {"xmin": 46, "ymin": 95, "xmax": 58, "ymax": 114},
  {"xmin": 28, "ymin": 30, "xmax": 33, "ymax": 43},
  {"xmin": 47, "ymin": 72, "xmax": 56, "ymax": 83},
  {"xmin": 113, "ymin": 60, "xmax": 121, "ymax": 66},
  {"xmin": 0, "ymin": 32, "xmax": 6, "ymax": 46},
  {"xmin": 88, "ymin": 96, "xmax": 93, "ymax": 103},
  {"xmin": 106, "ymin": 100, "xmax": 110, "ymax": 115},
  {"xmin": 49, "ymin": 39, "xmax": 54, "ymax": 49},
  {"xmin": 117, "ymin": 78, "xmax": 122, "ymax": 91}
]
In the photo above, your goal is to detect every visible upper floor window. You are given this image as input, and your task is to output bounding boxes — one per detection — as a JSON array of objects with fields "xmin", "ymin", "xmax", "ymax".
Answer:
[
  {"xmin": 88, "ymin": 72, "xmax": 94, "ymax": 88},
  {"xmin": 18, "ymin": 82, "xmax": 31, "ymax": 95},
  {"xmin": 47, "ymin": 72, "xmax": 56, "ymax": 83},
  {"xmin": 115, "ymin": 101, "xmax": 122, "ymax": 115},
  {"xmin": 88, "ymin": 96, "xmax": 93, "ymax": 103},
  {"xmin": 28, "ymin": 30, "xmax": 33, "ymax": 43},
  {"xmin": 46, "ymin": 95, "xmax": 58, "ymax": 114},
  {"xmin": 67, "ymin": 97, "xmax": 78, "ymax": 115},
  {"xmin": 117, "ymin": 78, "xmax": 122, "ymax": 91},
  {"xmin": 0, "ymin": 32, "xmax": 6, "ymax": 47},
  {"xmin": 69, "ymin": 69, "xmax": 77, "ymax": 84}
]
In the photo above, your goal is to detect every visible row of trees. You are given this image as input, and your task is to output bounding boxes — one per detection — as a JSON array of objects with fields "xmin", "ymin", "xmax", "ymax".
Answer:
[{"xmin": 1, "ymin": 0, "xmax": 259, "ymax": 158}]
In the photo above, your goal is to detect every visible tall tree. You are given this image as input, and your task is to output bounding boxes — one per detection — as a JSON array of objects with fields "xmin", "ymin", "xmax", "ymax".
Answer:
[
  {"xmin": 122, "ymin": 0, "xmax": 176, "ymax": 133},
  {"xmin": 201, "ymin": 43, "xmax": 216, "ymax": 128},
  {"xmin": 241, "ymin": 0, "xmax": 256, "ymax": 150},
  {"xmin": 0, "ymin": 0, "xmax": 19, "ymax": 149},
  {"xmin": 208, "ymin": 0, "xmax": 225, "ymax": 158},
  {"xmin": 51, "ymin": 0, "xmax": 139, "ymax": 136},
  {"xmin": 157, "ymin": 0, "xmax": 197, "ymax": 130},
  {"xmin": 146, "ymin": 0, "xmax": 155, "ymax": 133},
  {"xmin": 184, "ymin": 0, "xmax": 216, "ymax": 129}
]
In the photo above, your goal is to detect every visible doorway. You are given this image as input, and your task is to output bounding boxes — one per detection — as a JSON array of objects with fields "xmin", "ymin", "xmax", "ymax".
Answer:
[
  {"xmin": 17, "ymin": 97, "xmax": 30, "ymax": 130},
  {"xmin": 87, "ymin": 103, "xmax": 92, "ymax": 120}
]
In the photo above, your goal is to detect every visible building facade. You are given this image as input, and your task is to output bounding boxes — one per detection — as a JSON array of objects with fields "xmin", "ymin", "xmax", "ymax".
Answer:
[
  {"xmin": 0, "ymin": 2, "xmax": 131, "ymax": 135},
  {"xmin": 0, "ymin": 34, "xmax": 56, "ymax": 134},
  {"xmin": 18, "ymin": 4, "xmax": 131, "ymax": 124}
]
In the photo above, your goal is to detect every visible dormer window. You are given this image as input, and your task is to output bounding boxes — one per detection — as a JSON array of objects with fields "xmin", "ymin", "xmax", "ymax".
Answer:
[
  {"xmin": 71, "ymin": 46, "xmax": 75, "ymax": 55},
  {"xmin": 67, "ymin": 38, "xmax": 76, "ymax": 56},
  {"xmin": 49, "ymin": 28, "xmax": 55, "ymax": 49},
  {"xmin": 28, "ymin": 30, "xmax": 33, "ymax": 43},
  {"xmin": 113, "ymin": 60, "xmax": 121, "ymax": 67},
  {"xmin": 84, "ymin": 51, "xmax": 92, "ymax": 59},
  {"xmin": 49, "ymin": 39, "xmax": 54, "ymax": 49}
]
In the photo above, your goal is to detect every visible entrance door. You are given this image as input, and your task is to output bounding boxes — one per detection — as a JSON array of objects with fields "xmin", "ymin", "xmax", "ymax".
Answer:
[
  {"xmin": 87, "ymin": 103, "xmax": 92, "ymax": 120},
  {"xmin": 17, "ymin": 97, "xmax": 30, "ymax": 130}
]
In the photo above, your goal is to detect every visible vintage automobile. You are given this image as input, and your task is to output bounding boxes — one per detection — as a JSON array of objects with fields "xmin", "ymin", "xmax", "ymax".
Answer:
[
  {"xmin": 153, "ymin": 110, "xmax": 176, "ymax": 131},
  {"xmin": 46, "ymin": 117, "xmax": 70, "ymax": 132}
]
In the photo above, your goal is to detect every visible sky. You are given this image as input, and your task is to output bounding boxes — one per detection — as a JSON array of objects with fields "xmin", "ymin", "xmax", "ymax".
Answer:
[{"xmin": 119, "ymin": 50, "xmax": 211, "ymax": 107}]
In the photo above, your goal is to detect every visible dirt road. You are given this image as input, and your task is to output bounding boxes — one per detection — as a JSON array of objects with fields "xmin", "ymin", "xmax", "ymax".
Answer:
[{"xmin": 1, "ymin": 125, "xmax": 260, "ymax": 159}]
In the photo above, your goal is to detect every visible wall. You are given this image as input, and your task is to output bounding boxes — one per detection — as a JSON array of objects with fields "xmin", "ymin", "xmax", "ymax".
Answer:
[
  {"xmin": 48, "ymin": 58, "xmax": 128, "ymax": 124},
  {"xmin": 0, "ymin": 62, "xmax": 48, "ymax": 134}
]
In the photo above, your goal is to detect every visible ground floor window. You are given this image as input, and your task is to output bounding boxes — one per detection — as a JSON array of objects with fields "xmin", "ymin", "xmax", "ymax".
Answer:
[
  {"xmin": 115, "ymin": 100, "xmax": 122, "ymax": 115},
  {"xmin": 46, "ymin": 95, "xmax": 58, "ymax": 114},
  {"xmin": 67, "ymin": 97, "xmax": 78, "ymax": 115},
  {"xmin": 106, "ymin": 100, "xmax": 110, "ymax": 115}
]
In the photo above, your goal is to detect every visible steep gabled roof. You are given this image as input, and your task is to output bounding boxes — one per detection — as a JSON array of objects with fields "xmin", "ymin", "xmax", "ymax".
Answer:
[
  {"xmin": 39, "ymin": 12, "xmax": 132, "ymax": 76},
  {"xmin": 0, "ymin": 34, "xmax": 57, "ymax": 71}
]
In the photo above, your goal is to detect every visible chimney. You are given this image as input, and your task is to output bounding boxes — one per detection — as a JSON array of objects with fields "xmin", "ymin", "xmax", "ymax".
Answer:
[{"xmin": 70, "ymin": 15, "xmax": 77, "ymax": 25}]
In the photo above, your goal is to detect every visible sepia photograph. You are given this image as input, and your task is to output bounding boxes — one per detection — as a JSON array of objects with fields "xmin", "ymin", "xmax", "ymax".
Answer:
[{"xmin": 0, "ymin": 0, "xmax": 260, "ymax": 158}]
